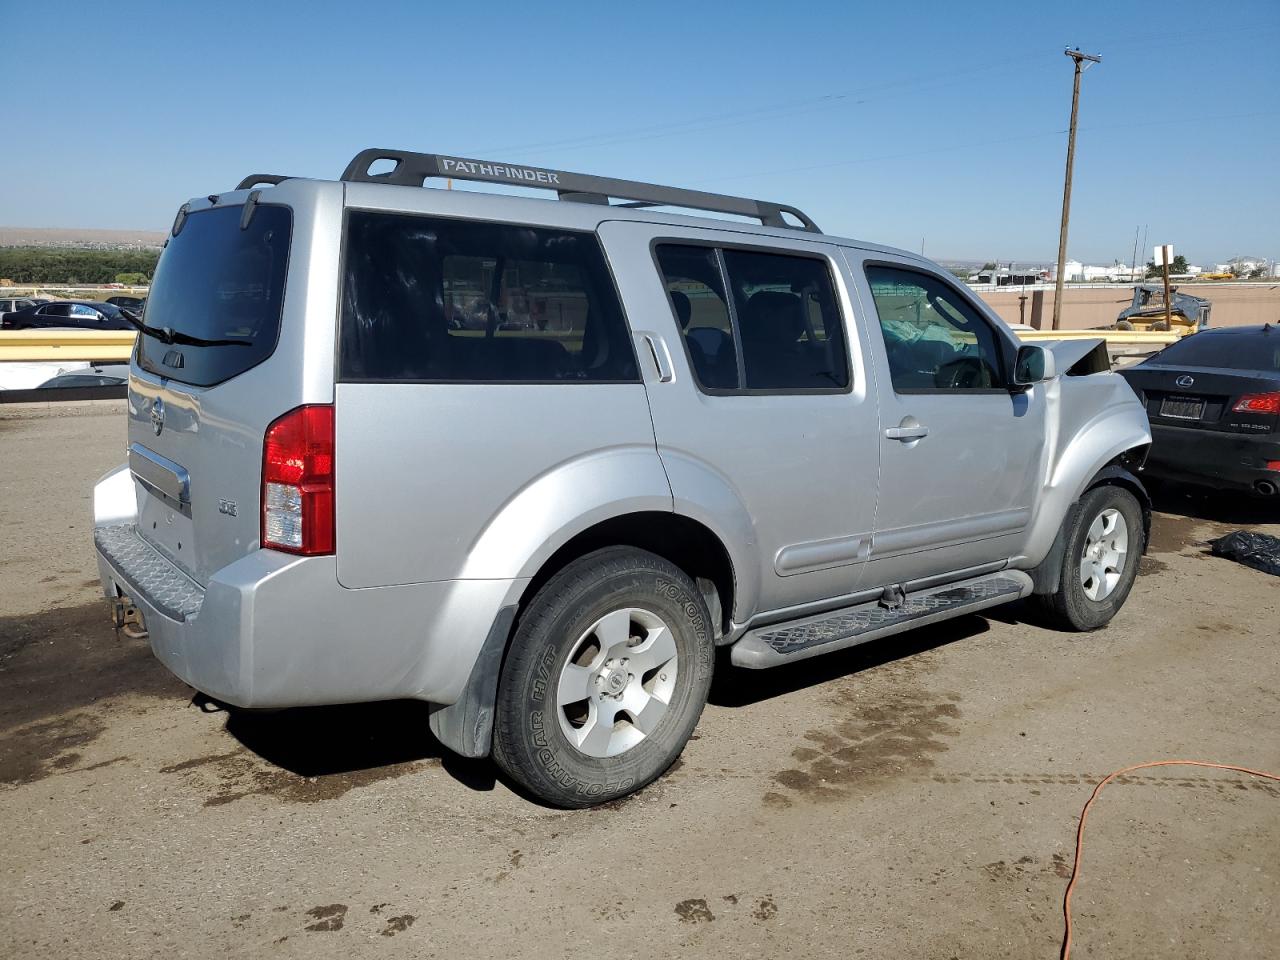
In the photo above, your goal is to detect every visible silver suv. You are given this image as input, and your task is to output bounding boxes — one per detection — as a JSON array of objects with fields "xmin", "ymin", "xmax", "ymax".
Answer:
[{"xmin": 93, "ymin": 149, "xmax": 1152, "ymax": 807}]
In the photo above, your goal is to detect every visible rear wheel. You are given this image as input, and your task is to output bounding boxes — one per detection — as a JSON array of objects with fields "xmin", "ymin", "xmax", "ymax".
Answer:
[
  {"xmin": 1038, "ymin": 485, "xmax": 1145, "ymax": 631},
  {"xmin": 492, "ymin": 547, "xmax": 714, "ymax": 807}
]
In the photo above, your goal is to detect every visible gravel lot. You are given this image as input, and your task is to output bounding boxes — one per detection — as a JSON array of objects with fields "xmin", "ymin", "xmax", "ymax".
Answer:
[{"xmin": 2, "ymin": 404, "xmax": 1278, "ymax": 959}]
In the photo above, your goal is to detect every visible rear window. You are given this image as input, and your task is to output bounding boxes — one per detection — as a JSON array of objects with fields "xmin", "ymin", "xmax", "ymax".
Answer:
[
  {"xmin": 1150, "ymin": 333, "xmax": 1280, "ymax": 373},
  {"xmin": 339, "ymin": 212, "xmax": 638, "ymax": 383},
  {"xmin": 137, "ymin": 204, "xmax": 291, "ymax": 387}
]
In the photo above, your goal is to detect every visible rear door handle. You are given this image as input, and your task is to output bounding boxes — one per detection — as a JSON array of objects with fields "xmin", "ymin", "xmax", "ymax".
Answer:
[
  {"xmin": 643, "ymin": 334, "xmax": 674, "ymax": 383},
  {"xmin": 885, "ymin": 417, "xmax": 929, "ymax": 441}
]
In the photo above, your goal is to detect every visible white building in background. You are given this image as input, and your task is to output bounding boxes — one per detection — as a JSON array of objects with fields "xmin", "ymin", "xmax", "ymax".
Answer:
[
  {"xmin": 1226, "ymin": 255, "xmax": 1268, "ymax": 275},
  {"xmin": 1054, "ymin": 260, "xmax": 1084, "ymax": 282},
  {"xmin": 1052, "ymin": 260, "xmax": 1145, "ymax": 282}
]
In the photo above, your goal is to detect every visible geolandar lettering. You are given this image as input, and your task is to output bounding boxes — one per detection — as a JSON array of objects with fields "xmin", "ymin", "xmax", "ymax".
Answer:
[{"xmin": 92, "ymin": 147, "xmax": 1153, "ymax": 809}]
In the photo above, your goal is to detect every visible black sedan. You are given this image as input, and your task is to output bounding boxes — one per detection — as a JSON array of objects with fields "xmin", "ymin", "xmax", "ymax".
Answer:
[
  {"xmin": 1119, "ymin": 324, "xmax": 1280, "ymax": 497},
  {"xmin": 105, "ymin": 295, "xmax": 146, "ymax": 314},
  {"xmin": 0, "ymin": 300, "xmax": 137, "ymax": 331}
]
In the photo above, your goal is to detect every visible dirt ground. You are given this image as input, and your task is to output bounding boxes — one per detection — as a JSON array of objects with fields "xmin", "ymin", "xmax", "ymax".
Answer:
[{"xmin": 2, "ymin": 405, "xmax": 1278, "ymax": 959}]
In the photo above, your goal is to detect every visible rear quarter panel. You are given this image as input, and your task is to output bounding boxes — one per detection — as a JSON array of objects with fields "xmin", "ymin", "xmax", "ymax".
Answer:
[{"xmin": 333, "ymin": 383, "xmax": 669, "ymax": 586}]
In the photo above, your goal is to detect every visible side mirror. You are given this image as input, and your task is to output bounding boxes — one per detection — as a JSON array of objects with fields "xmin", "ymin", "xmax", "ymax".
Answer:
[{"xmin": 1013, "ymin": 344, "xmax": 1056, "ymax": 386}]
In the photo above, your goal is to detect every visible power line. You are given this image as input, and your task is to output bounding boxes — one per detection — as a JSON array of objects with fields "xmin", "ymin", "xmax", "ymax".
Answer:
[
  {"xmin": 698, "ymin": 110, "xmax": 1279, "ymax": 186},
  {"xmin": 467, "ymin": 50, "xmax": 1059, "ymax": 157},
  {"xmin": 464, "ymin": 27, "xmax": 1279, "ymax": 161}
]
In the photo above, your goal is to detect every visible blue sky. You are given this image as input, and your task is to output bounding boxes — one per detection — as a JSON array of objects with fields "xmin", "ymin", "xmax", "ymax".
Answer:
[{"xmin": 2, "ymin": 0, "xmax": 1276, "ymax": 265}]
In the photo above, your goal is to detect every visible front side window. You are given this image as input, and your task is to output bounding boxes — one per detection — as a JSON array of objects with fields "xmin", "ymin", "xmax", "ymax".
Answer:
[
  {"xmin": 865, "ymin": 265, "xmax": 1005, "ymax": 391},
  {"xmin": 654, "ymin": 244, "xmax": 849, "ymax": 393},
  {"xmin": 341, "ymin": 213, "xmax": 637, "ymax": 383}
]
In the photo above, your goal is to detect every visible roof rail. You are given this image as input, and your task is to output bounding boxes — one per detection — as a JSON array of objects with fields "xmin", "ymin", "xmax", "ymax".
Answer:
[
  {"xmin": 338, "ymin": 148, "xmax": 821, "ymax": 233},
  {"xmin": 235, "ymin": 174, "xmax": 293, "ymax": 190}
]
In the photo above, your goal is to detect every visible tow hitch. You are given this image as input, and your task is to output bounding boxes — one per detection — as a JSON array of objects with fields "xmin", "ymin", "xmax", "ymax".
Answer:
[{"xmin": 109, "ymin": 596, "xmax": 149, "ymax": 640}]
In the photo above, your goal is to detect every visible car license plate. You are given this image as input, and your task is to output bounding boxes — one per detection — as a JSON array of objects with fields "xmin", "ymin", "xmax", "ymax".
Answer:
[{"xmin": 1160, "ymin": 396, "xmax": 1204, "ymax": 421}]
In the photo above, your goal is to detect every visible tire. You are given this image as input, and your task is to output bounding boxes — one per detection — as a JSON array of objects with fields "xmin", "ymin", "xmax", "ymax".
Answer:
[
  {"xmin": 492, "ymin": 547, "xmax": 715, "ymax": 808},
  {"xmin": 1038, "ymin": 485, "xmax": 1145, "ymax": 631}
]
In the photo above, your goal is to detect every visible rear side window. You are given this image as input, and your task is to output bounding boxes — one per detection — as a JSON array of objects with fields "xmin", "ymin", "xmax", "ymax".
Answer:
[
  {"xmin": 654, "ymin": 245, "xmax": 739, "ymax": 389},
  {"xmin": 340, "ymin": 212, "xmax": 638, "ymax": 383},
  {"xmin": 724, "ymin": 250, "xmax": 848, "ymax": 390},
  {"xmin": 138, "ymin": 204, "xmax": 291, "ymax": 387},
  {"xmin": 655, "ymin": 244, "xmax": 849, "ymax": 392}
]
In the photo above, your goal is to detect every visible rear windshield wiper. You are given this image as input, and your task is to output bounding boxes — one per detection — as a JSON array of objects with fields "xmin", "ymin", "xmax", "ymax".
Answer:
[{"xmin": 119, "ymin": 311, "xmax": 253, "ymax": 348}]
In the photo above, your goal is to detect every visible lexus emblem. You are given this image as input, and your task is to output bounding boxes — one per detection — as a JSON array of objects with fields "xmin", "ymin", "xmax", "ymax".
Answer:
[
  {"xmin": 1175, "ymin": 375, "xmax": 1195, "ymax": 388},
  {"xmin": 150, "ymin": 396, "xmax": 165, "ymax": 435}
]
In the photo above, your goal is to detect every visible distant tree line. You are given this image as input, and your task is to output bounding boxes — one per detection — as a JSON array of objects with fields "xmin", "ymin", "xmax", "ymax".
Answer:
[
  {"xmin": 0, "ymin": 246, "xmax": 159, "ymax": 284},
  {"xmin": 1146, "ymin": 255, "xmax": 1189, "ymax": 278}
]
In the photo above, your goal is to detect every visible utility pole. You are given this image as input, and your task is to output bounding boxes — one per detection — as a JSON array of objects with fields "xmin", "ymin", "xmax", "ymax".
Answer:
[
  {"xmin": 1157, "ymin": 243, "xmax": 1174, "ymax": 327},
  {"xmin": 1052, "ymin": 47, "xmax": 1102, "ymax": 330}
]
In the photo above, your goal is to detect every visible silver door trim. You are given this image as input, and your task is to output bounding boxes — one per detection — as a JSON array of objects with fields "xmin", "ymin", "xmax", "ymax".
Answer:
[
  {"xmin": 871, "ymin": 508, "xmax": 1031, "ymax": 559},
  {"xmin": 774, "ymin": 532, "xmax": 872, "ymax": 576}
]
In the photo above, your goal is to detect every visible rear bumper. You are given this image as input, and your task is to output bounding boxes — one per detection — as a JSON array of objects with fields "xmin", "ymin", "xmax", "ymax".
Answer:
[
  {"xmin": 1143, "ymin": 423, "xmax": 1280, "ymax": 491},
  {"xmin": 92, "ymin": 466, "xmax": 524, "ymax": 708}
]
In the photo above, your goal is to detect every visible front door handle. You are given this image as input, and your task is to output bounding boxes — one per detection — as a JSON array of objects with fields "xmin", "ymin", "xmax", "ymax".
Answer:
[{"xmin": 885, "ymin": 416, "xmax": 929, "ymax": 441}]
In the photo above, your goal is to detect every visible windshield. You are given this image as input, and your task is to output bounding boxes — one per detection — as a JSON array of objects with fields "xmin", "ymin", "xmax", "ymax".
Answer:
[
  {"xmin": 1150, "ymin": 332, "xmax": 1280, "ymax": 373},
  {"xmin": 137, "ymin": 203, "xmax": 291, "ymax": 386}
]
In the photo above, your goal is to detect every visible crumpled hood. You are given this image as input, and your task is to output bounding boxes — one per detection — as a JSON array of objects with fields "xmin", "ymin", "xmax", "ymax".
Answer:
[{"xmin": 1039, "ymin": 337, "xmax": 1108, "ymax": 373}]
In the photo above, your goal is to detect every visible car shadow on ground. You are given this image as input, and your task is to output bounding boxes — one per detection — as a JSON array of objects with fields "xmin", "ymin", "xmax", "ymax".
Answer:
[
  {"xmin": 708, "ymin": 613, "xmax": 993, "ymax": 709},
  {"xmin": 217, "ymin": 612, "xmax": 1020, "ymax": 799},
  {"xmin": 221, "ymin": 698, "xmax": 498, "ymax": 792},
  {"xmin": 1148, "ymin": 481, "xmax": 1279, "ymax": 524}
]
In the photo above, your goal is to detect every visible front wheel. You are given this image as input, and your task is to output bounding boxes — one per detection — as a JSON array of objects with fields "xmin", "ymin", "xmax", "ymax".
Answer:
[
  {"xmin": 1038, "ymin": 485, "xmax": 1145, "ymax": 631},
  {"xmin": 492, "ymin": 547, "xmax": 715, "ymax": 807}
]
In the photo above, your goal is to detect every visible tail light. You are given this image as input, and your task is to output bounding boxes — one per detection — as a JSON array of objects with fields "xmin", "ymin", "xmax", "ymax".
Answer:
[
  {"xmin": 261, "ymin": 405, "xmax": 334, "ymax": 555},
  {"xmin": 1233, "ymin": 392, "xmax": 1280, "ymax": 415}
]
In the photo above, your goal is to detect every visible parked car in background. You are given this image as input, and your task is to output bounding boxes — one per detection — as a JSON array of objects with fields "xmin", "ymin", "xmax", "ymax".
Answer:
[
  {"xmin": 105, "ymin": 295, "xmax": 146, "ymax": 315},
  {"xmin": 92, "ymin": 148, "xmax": 1152, "ymax": 808},
  {"xmin": 37, "ymin": 363, "xmax": 130, "ymax": 389},
  {"xmin": 0, "ymin": 300, "xmax": 137, "ymax": 330},
  {"xmin": 1119, "ymin": 324, "xmax": 1280, "ymax": 497},
  {"xmin": 1, "ymin": 297, "xmax": 41, "ymax": 320},
  {"xmin": 0, "ymin": 361, "xmax": 92, "ymax": 391}
]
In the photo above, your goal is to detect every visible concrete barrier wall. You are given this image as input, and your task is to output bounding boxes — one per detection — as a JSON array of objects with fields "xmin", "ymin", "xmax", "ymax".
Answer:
[{"xmin": 975, "ymin": 283, "xmax": 1280, "ymax": 330}]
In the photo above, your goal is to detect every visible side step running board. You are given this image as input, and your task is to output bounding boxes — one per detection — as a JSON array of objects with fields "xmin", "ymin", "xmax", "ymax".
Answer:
[{"xmin": 730, "ymin": 571, "xmax": 1033, "ymax": 669}]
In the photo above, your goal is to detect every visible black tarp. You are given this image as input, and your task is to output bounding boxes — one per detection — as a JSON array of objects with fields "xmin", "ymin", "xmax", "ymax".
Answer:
[{"xmin": 1211, "ymin": 531, "xmax": 1280, "ymax": 577}]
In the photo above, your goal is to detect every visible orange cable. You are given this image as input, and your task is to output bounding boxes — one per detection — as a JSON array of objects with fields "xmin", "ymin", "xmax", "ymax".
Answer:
[{"xmin": 1062, "ymin": 759, "xmax": 1280, "ymax": 960}]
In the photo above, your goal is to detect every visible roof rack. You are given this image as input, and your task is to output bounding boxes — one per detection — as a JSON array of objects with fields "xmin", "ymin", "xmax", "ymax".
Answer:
[
  {"xmin": 336, "ymin": 148, "xmax": 821, "ymax": 233},
  {"xmin": 235, "ymin": 174, "xmax": 292, "ymax": 190}
]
